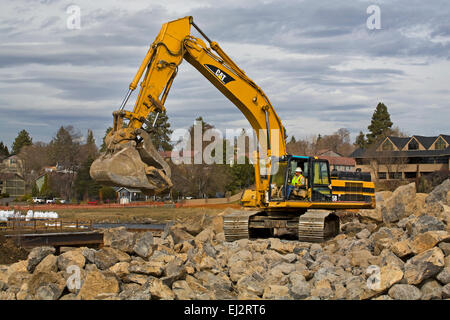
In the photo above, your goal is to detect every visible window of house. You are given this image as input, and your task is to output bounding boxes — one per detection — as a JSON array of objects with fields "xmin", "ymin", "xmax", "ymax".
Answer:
[
  {"xmin": 382, "ymin": 140, "xmax": 394, "ymax": 151},
  {"xmin": 377, "ymin": 172, "xmax": 387, "ymax": 179},
  {"xmin": 435, "ymin": 137, "xmax": 446, "ymax": 150},
  {"xmin": 389, "ymin": 172, "xmax": 402, "ymax": 179},
  {"xmin": 408, "ymin": 139, "xmax": 419, "ymax": 150}
]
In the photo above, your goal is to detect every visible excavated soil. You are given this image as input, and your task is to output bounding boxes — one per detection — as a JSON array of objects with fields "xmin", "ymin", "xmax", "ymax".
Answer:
[{"xmin": 0, "ymin": 235, "xmax": 29, "ymax": 265}]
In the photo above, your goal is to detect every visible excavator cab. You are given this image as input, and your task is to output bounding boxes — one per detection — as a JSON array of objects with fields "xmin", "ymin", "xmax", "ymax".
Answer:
[{"xmin": 270, "ymin": 156, "xmax": 332, "ymax": 202}]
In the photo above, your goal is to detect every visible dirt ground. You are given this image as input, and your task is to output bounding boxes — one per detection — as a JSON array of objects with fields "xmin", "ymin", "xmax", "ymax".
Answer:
[
  {"xmin": 0, "ymin": 235, "xmax": 29, "ymax": 265},
  {"xmin": 55, "ymin": 206, "xmax": 227, "ymax": 223}
]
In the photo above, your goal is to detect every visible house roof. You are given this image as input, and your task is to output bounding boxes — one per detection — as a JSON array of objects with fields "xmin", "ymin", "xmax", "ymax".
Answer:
[
  {"xmin": 318, "ymin": 156, "xmax": 355, "ymax": 166},
  {"xmin": 387, "ymin": 136, "xmax": 410, "ymax": 150},
  {"xmin": 114, "ymin": 187, "xmax": 142, "ymax": 193},
  {"xmin": 352, "ymin": 146, "xmax": 450, "ymax": 158},
  {"xmin": 413, "ymin": 136, "xmax": 437, "ymax": 149}
]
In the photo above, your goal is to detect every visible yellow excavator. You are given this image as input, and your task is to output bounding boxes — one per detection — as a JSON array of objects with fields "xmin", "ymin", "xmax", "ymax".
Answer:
[{"xmin": 90, "ymin": 16, "xmax": 375, "ymax": 242}]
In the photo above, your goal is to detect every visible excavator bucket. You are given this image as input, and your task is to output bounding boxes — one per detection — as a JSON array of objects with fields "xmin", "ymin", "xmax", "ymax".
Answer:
[{"xmin": 90, "ymin": 130, "xmax": 173, "ymax": 195}]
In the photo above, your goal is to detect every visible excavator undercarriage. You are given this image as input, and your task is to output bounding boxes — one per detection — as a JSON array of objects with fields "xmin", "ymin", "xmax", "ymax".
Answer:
[{"xmin": 223, "ymin": 210, "xmax": 340, "ymax": 242}]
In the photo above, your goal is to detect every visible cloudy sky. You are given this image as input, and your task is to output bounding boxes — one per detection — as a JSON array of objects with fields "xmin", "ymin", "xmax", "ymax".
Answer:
[{"xmin": 0, "ymin": 0, "xmax": 449, "ymax": 149}]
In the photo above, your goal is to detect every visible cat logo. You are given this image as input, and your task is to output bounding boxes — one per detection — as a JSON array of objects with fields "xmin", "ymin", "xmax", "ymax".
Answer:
[{"xmin": 204, "ymin": 64, "xmax": 235, "ymax": 84}]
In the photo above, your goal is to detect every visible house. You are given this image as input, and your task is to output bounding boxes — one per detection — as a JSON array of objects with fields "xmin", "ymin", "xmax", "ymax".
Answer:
[
  {"xmin": 0, "ymin": 172, "xmax": 26, "ymax": 197},
  {"xmin": 351, "ymin": 134, "xmax": 450, "ymax": 180},
  {"xmin": 114, "ymin": 187, "xmax": 145, "ymax": 203},
  {"xmin": 316, "ymin": 150, "xmax": 356, "ymax": 172},
  {"xmin": 1, "ymin": 155, "xmax": 24, "ymax": 175}
]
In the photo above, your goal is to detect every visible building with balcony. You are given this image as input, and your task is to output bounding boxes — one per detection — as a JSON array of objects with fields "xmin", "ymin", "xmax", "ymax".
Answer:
[{"xmin": 351, "ymin": 134, "xmax": 450, "ymax": 180}]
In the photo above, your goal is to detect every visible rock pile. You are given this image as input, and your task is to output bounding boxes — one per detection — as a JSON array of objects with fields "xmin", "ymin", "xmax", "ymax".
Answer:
[{"xmin": 0, "ymin": 179, "xmax": 449, "ymax": 300}]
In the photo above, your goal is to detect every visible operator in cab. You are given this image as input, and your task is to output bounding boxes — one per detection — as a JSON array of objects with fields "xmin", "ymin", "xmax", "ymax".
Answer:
[{"xmin": 287, "ymin": 167, "xmax": 306, "ymax": 199}]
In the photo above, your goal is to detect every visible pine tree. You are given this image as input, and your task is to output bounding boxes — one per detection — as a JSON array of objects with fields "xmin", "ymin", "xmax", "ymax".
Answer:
[
  {"xmin": 40, "ymin": 175, "xmax": 52, "ymax": 198},
  {"xmin": 355, "ymin": 131, "xmax": 367, "ymax": 149},
  {"xmin": 100, "ymin": 127, "xmax": 113, "ymax": 153},
  {"xmin": 366, "ymin": 102, "xmax": 393, "ymax": 145},
  {"xmin": 31, "ymin": 182, "xmax": 39, "ymax": 197},
  {"xmin": 0, "ymin": 141, "xmax": 9, "ymax": 159},
  {"xmin": 146, "ymin": 110, "xmax": 173, "ymax": 151},
  {"xmin": 11, "ymin": 129, "xmax": 32, "ymax": 155},
  {"xmin": 86, "ymin": 129, "xmax": 96, "ymax": 145}
]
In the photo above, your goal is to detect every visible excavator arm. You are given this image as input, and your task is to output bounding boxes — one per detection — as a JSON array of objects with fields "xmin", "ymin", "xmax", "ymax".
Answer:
[{"xmin": 90, "ymin": 16, "xmax": 286, "ymax": 200}]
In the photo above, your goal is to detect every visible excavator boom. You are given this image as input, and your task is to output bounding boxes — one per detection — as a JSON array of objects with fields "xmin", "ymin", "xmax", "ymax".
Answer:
[{"xmin": 90, "ymin": 16, "xmax": 285, "ymax": 198}]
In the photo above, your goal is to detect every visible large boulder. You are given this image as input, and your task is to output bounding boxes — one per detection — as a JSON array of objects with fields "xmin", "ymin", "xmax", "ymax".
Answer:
[
  {"xmin": 34, "ymin": 254, "xmax": 58, "ymax": 274},
  {"xmin": 77, "ymin": 270, "xmax": 119, "ymax": 300},
  {"xmin": 426, "ymin": 179, "xmax": 450, "ymax": 205},
  {"xmin": 172, "ymin": 280, "xmax": 196, "ymax": 300},
  {"xmin": 103, "ymin": 227, "xmax": 136, "ymax": 253},
  {"xmin": 410, "ymin": 231, "xmax": 450, "ymax": 255},
  {"xmin": 28, "ymin": 271, "xmax": 66, "ymax": 300},
  {"xmin": 420, "ymin": 279, "xmax": 443, "ymax": 300},
  {"xmin": 406, "ymin": 215, "xmax": 446, "ymax": 236},
  {"xmin": 57, "ymin": 249, "xmax": 86, "ymax": 271},
  {"xmin": 381, "ymin": 183, "xmax": 416, "ymax": 223},
  {"xmin": 404, "ymin": 247, "xmax": 445, "ymax": 285},
  {"xmin": 133, "ymin": 232, "xmax": 154, "ymax": 258},
  {"xmin": 388, "ymin": 284, "xmax": 422, "ymax": 300},
  {"xmin": 262, "ymin": 285, "xmax": 292, "ymax": 300},
  {"xmin": 27, "ymin": 247, "xmax": 56, "ymax": 273},
  {"xmin": 144, "ymin": 277, "xmax": 174, "ymax": 300}
]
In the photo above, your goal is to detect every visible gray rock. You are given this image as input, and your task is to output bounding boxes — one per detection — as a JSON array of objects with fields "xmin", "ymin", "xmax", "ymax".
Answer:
[
  {"xmin": 289, "ymin": 280, "xmax": 311, "ymax": 299},
  {"xmin": 438, "ymin": 242, "xmax": 450, "ymax": 256},
  {"xmin": 408, "ymin": 215, "xmax": 445, "ymax": 236},
  {"xmin": 420, "ymin": 280, "xmax": 442, "ymax": 300},
  {"xmin": 381, "ymin": 182, "xmax": 416, "ymax": 223},
  {"xmin": 436, "ymin": 267, "xmax": 450, "ymax": 285},
  {"xmin": 161, "ymin": 260, "xmax": 186, "ymax": 287},
  {"xmin": 94, "ymin": 249, "xmax": 119, "ymax": 270},
  {"xmin": 118, "ymin": 288, "xmax": 151, "ymax": 300},
  {"xmin": 442, "ymin": 283, "xmax": 450, "ymax": 298},
  {"xmin": 27, "ymin": 247, "xmax": 56, "ymax": 273},
  {"xmin": 80, "ymin": 247, "xmax": 96, "ymax": 264},
  {"xmin": 35, "ymin": 284, "xmax": 62, "ymax": 300},
  {"xmin": 404, "ymin": 247, "xmax": 445, "ymax": 285},
  {"xmin": 236, "ymin": 275, "xmax": 264, "ymax": 297},
  {"xmin": 309, "ymin": 243, "xmax": 322, "ymax": 260},
  {"xmin": 356, "ymin": 229, "xmax": 371, "ymax": 239},
  {"xmin": 133, "ymin": 232, "xmax": 154, "ymax": 258},
  {"xmin": 425, "ymin": 179, "xmax": 450, "ymax": 204},
  {"xmin": 103, "ymin": 227, "xmax": 136, "ymax": 253},
  {"xmin": 172, "ymin": 280, "xmax": 196, "ymax": 300},
  {"xmin": 341, "ymin": 221, "xmax": 367, "ymax": 234},
  {"xmin": 388, "ymin": 284, "xmax": 422, "ymax": 300}
]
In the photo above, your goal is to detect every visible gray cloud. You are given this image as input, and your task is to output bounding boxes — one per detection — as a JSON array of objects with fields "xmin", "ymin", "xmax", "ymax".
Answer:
[{"xmin": 0, "ymin": 0, "xmax": 449, "ymax": 149}]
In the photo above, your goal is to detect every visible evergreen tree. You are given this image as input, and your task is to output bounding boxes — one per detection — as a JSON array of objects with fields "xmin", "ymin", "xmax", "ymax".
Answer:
[
  {"xmin": 0, "ymin": 141, "xmax": 9, "ymax": 159},
  {"xmin": 289, "ymin": 136, "xmax": 296, "ymax": 144},
  {"xmin": 40, "ymin": 175, "xmax": 52, "ymax": 198},
  {"xmin": 11, "ymin": 129, "xmax": 32, "ymax": 155},
  {"xmin": 100, "ymin": 127, "xmax": 113, "ymax": 153},
  {"xmin": 146, "ymin": 110, "xmax": 173, "ymax": 151},
  {"xmin": 86, "ymin": 129, "xmax": 96, "ymax": 145},
  {"xmin": 31, "ymin": 182, "xmax": 39, "ymax": 197},
  {"xmin": 366, "ymin": 102, "xmax": 393, "ymax": 145},
  {"xmin": 74, "ymin": 156, "xmax": 101, "ymax": 200},
  {"xmin": 48, "ymin": 126, "xmax": 81, "ymax": 168},
  {"xmin": 226, "ymin": 156, "xmax": 255, "ymax": 193},
  {"xmin": 355, "ymin": 131, "xmax": 367, "ymax": 149}
]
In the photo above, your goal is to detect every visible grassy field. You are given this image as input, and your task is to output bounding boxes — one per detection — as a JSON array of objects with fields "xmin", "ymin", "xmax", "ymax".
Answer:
[{"xmin": 54, "ymin": 206, "xmax": 227, "ymax": 223}]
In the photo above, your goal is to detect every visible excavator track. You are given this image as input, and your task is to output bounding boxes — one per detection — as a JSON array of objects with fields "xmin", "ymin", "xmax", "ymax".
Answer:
[
  {"xmin": 223, "ymin": 210, "xmax": 259, "ymax": 242},
  {"xmin": 223, "ymin": 209, "xmax": 339, "ymax": 242},
  {"xmin": 298, "ymin": 210, "xmax": 340, "ymax": 242}
]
